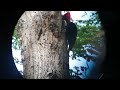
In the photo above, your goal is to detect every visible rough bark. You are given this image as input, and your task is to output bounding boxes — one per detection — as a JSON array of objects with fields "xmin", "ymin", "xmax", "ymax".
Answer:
[{"xmin": 16, "ymin": 11, "xmax": 69, "ymax": 79}]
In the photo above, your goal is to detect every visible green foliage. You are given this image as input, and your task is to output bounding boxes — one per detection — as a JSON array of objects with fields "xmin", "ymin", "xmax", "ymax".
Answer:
[
  {"xmin": 12, "ymin": 29, "xmax": 21, "ymax": 50},
  {"xmin": 69, "ymin": 11, "xmax": 105, "ymax": 79},
  {"xmin": 71, "ymin": 11, "xmax": 105, "ymax": 61}
]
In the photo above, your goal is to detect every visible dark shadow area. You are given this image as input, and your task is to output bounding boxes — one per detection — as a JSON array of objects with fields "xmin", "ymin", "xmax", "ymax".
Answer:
[
  {"xmin": 97, "ymin": 11, "xmax": 120, "ymax": 79},
  {"xmin": 0, "ymin": 11, "xmax": 24, "ymax": 79}
]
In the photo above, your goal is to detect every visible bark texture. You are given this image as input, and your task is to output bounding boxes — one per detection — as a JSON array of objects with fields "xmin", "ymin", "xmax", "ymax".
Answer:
[{"xmin": 16, "ymin": 11, "xmax": 69, "ymax": 79}]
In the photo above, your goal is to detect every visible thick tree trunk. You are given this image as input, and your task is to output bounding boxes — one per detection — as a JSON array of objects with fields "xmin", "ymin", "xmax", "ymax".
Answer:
[{"xmin": 16, "ymin": 11, "xmax": 69, "ymax": 79}]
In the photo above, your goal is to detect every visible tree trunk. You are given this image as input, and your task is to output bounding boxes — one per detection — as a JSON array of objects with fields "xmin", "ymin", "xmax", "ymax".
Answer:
[{"xmin": 16, "ymin": 11, "xmax": 69, "ymax": 79}]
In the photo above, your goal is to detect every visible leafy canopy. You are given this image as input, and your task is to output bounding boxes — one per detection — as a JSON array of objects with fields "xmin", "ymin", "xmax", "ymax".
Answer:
[{"xmin": 71, "ymin": 11, "xmax": 105, "ymax": 61}]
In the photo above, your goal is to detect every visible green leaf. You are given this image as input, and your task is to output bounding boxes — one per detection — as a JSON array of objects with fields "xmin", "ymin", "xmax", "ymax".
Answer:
[{"xmin": 71, "ymin": 11, "xmax": 105, "ymax": 62}]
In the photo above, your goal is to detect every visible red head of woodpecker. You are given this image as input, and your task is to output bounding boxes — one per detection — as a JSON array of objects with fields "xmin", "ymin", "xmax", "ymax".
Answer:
[{"xmin": 63, "ymin": 11, "xmax": 71, "ymax": 25}]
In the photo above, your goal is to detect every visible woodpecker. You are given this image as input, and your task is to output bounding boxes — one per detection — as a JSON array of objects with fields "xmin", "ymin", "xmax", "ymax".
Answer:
[{"xmin": 62, "ymin": 11, "xmax": 77, "ymax": 51}]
